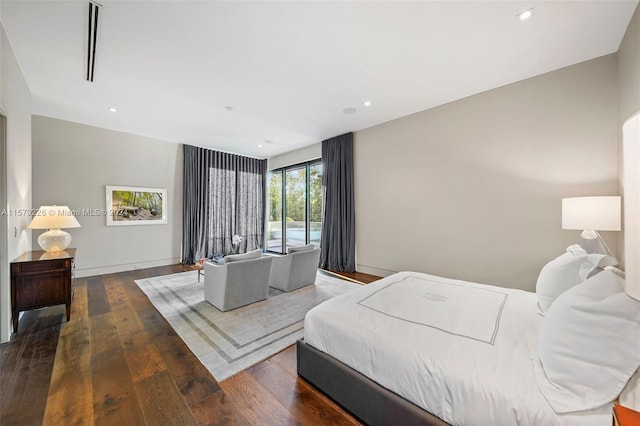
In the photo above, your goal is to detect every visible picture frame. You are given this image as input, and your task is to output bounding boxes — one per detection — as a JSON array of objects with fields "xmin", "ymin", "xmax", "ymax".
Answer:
[{"xmin": 105, "ymin": 185, "xmax": 167, "ymax": 226}]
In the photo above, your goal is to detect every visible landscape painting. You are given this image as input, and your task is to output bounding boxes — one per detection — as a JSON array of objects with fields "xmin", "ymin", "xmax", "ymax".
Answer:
[{"xmin": 106, "ymin": 185, "xmax": 167, "ymax": 226}]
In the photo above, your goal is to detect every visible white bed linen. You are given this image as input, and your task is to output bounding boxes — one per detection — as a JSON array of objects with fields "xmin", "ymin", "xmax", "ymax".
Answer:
[{"xmin": 304, "ymin": 271, "xmax": 612, "ymax": 426}]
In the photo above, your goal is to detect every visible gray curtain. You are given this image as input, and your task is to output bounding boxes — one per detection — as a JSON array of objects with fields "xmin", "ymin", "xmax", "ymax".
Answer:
[
  {"xmin": 182, "ymin": 145, "xmax": 266, "ymax": 264},
  {"xmin": 319, "ymin": 132, "xmax": 356, "ymax": 272}
]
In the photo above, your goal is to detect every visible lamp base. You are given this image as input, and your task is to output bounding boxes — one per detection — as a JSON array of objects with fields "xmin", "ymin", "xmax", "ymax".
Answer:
[
  {"xmin": 578, "ymin": 230, "xmax": 617, "ymax": 261},
  {"xmin": 38, "ymin": 229, "xmax": 72, "ymax": 252}
]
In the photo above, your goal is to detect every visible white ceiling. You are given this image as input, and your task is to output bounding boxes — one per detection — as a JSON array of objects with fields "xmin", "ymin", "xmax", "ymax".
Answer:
[{"xmin": 1, "ymin": 1, "xmax": 637, "ymax": 158}]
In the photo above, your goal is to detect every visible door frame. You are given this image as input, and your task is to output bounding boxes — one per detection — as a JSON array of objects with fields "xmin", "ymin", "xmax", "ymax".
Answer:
[{"xmin": 0, "ymin": 113, "xmax": 9, "ymax": 342}]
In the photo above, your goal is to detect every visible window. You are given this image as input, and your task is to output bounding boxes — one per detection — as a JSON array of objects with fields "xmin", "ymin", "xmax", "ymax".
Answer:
[
  {"xmin": 266, "ymin": 170, "xmax": 283, "ymax": 252},
  {"xmin": 285, "ymin": 166, "xmax": 306, "ymax": 249},
  {"xmin": 266, "ymin": 159, "xmax": 322, "ymax": 254},
  {"xmin": 309, "ymin": 162, "xmax": 322, "ymax": 248}
]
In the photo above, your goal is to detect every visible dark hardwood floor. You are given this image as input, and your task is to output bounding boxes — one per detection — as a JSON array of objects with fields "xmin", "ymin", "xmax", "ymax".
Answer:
[
  {"xmin": 321, "ymin": 270, "xmax": 382, "ymax": 285},
  {"xmin": 0, "ymin": 265, "xmax": 380, "ymax": 425}
]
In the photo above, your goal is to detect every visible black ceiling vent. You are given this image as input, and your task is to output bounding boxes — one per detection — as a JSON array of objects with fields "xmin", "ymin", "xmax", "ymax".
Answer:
[{"xmin": 86, "ymin": 1, "xmax": 102, "ymax": 82}]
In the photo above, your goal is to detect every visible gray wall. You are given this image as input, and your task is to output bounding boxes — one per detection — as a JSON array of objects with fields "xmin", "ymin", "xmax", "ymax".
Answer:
[
  {"xmin": 619, "ymin": 4, "xmax": 640, "ymax": 125},
  {"xmin": 0, "ymin": 24, "xmax": 32, "ymax": 342},
  {"xmin": 32, "ymin": 116, "xmax": 182, "ymax": 277},
  {"xmin": 268, "ymin": 143, "xmax": 321, "ymax": 170},
  {"xmin": 354, "ymin": 55, "xmax": 619, "ymax": 291},
  {"xmin": 618, "ymin": 3, "xmax": 640, "ymax": 264}
]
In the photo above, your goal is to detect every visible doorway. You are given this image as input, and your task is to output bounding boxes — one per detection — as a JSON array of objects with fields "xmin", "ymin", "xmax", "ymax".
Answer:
[{"xmin": 0, "ymin": 114, "xmax": 8, "ymax": 342}]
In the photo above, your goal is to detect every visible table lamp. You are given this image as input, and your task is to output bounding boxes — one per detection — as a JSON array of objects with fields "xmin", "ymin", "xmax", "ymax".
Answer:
[
  {"xmin": 562, "ymin": 196, "xmax": 621, "ymax": 257},
  {"xmin": 28, "ymin": 205, "xmax": 81, "ymax": 252}
]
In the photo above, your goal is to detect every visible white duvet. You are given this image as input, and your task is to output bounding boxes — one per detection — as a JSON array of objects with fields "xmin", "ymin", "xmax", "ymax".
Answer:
[{"xmin": 303, "ymin": 271, "xmax": 612, "ymax": 426}]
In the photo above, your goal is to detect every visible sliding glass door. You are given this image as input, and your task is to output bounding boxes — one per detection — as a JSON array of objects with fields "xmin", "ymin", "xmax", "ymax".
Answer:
[
  {"xmin": 285, "ymin": 166, "xmax": 306, "ymax": 249},
  {"xmin": 267, "ymin": 159, "xmax": 322, "ymax": 254},
  {"xmin": 309, "ymin": 162, "xmax": 322, "ymax": 248},
  {"xmin": 266, "ymin": 171, "xmax": 283, "ymax": 252}
]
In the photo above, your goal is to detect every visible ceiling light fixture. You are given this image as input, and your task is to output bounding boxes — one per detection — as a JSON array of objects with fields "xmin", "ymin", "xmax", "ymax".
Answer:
[
  {"xmin": 363, "ymin": 101, "xmax": 372, "ymax": 107},
  {"xmin": 343, "ymin": 107, "xmax": 357, "ymax": 114},
  {"xmin": 518, "ymin": 8, "xmax": 534, "ymax": 21},
  {"xmin": 258, "ymin": 144, "xmax": 263, "ymax": 148},
  {"xmin": 109, "ymin": 107, "xmax": 117, "ymax": 112}
]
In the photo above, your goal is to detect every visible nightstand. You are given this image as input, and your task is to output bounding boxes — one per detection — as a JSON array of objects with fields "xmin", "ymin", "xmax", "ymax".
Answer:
[{"xmin": 10, "ymin": 248, "xmax": 76, "ymax": 332}]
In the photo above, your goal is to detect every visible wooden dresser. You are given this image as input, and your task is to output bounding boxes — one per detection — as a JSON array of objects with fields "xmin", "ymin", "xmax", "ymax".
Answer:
[{"xmin": 10, "ymin": 248, "xmax": 76, "ymax": 332}]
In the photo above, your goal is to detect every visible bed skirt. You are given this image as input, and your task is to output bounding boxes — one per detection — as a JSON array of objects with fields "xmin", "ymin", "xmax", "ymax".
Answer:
[{"xmin": 296, "ymin": 339, "xmax": 450, "ymax": 426}]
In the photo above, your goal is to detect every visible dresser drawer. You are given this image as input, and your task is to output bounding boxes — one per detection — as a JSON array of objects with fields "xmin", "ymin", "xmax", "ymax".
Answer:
[
  {"xmin": 12, "ymin": 259, "xmax": 68, "ymax": 273},
  {"xmin": 14, "ymin": 272, "xmax": 68, "ymax": 311}
]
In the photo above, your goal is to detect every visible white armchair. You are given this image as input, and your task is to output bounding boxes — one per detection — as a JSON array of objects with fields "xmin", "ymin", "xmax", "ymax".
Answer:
[
  {"xmin": 204, "ymin": 249, "xmax": 273, "ymax": 311},
  {"xmin": 268, "ymin": 245, "xmax": 321, "ymax": 292}
]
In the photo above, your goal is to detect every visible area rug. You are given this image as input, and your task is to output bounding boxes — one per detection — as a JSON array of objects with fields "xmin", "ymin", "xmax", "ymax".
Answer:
[{"xmin": 135, "ymin": 271, "xmax": 359, "ymax": 381}]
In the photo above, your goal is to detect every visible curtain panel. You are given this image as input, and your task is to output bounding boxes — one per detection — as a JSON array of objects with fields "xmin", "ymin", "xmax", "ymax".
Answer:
[
  {"xmin": 320, "ymin": 132, "xmax": 356, "ymax": 272},
  {"xmin": 182, "ymin": 145, "xmax": 267, "ymax": 264}
]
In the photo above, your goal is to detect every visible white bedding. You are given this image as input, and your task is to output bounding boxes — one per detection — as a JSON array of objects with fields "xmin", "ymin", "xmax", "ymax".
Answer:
[{"xmin": 303, "ymin": 271, "xmax": 612, "ymax": 426}]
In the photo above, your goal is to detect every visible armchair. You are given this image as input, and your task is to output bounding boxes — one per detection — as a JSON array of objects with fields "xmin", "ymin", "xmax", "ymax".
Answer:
[
  {"xmin": 268, "ymin": 244, "xmax": 321, "ymax": 292},
  {"xmin": 204, "ymin": 249, "xmax": 273, "ymax": 311}
]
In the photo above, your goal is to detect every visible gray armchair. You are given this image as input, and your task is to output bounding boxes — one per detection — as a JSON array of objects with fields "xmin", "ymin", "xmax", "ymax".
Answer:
[
  {"xmin": 204, "ymin": 249, "xmax": 273, "ymax": 311},
  {"xmin": 268, "ymin": 245, "xmax": 321, "ymax": 292}
]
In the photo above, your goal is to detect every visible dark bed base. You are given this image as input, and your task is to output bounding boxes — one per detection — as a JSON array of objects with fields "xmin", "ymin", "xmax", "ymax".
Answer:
[{"xmin": 296, "ymin": 339, "xmax": 450, "ymax": 426}]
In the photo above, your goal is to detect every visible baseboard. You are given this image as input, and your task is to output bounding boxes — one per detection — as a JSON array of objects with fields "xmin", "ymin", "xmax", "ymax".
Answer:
[{"xmin": 75, "ymin": 257, "xmax": 180, "ymax": 278}]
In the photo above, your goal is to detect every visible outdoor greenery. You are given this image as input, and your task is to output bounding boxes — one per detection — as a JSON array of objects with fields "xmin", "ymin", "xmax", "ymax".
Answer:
[
  {"xmin": 309, "ymin": 164, "xmax": 322, "ymax": 223},
  {"xmin": 285, "ymin": 168, "xmax": 306, "ymax": 222},
  {"xmin": 268, "ymin": 164, "xmax": 322, "ymax": 223},
  {"xmin": 268, "ymin": 172, "xmax": 282, "ymax": 222},
  {"xmin": 267, "ymin": 162, "xmax": 322, "ymax": 245}
]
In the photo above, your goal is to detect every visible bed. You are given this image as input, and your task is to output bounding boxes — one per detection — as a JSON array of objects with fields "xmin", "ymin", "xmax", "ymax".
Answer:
[{"xmin": 297, "ymin": 270, "xmax": 633, "ymax": 426}]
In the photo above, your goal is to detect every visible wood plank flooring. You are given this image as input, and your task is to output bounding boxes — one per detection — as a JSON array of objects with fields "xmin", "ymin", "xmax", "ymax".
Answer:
[
  {"xmin": 1, "ymin": 265, "xmax": 380, "ymax": 425},
  {"xmin": 322, "ymin": 270, "xmax": 382, "ymax": 285}
]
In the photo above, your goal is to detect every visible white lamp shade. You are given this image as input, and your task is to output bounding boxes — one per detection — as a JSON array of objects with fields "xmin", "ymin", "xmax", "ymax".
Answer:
[
  {"xmin": 561, "ymin": 196, "xmax": 621, "ymax": 231},
  {"xmin": 28, "ymin": 206, "xmax": 81, "ymax": 229}
]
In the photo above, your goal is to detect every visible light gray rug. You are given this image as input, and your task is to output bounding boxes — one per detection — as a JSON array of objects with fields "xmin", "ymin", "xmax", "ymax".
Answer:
[{"xmin": 135, "ymin": 270, "xmax": 359, "ymax": 381}]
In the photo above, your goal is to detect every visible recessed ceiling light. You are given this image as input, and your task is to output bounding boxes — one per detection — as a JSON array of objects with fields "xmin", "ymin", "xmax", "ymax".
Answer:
[
  {"xmin": 363, "ymin": 101, "xmax": 372, "ymax": 107},
  {"xmin": 518, "ymin": 8, "xmax": 533, "ymax": 21},
  {"xmin": 258, "ymin": 144, "xmax": 263, "ymax": 148},
  {"xmin": 225, "ymin": 106, "xmax": 234, "ymax": 111},
  {"xmin": 109, "ymin": 107, "xmax": 117, "ymax": 112},
  {"xmin": 343, "ymin": 107, "xmax": 357, "ymax": 114}
]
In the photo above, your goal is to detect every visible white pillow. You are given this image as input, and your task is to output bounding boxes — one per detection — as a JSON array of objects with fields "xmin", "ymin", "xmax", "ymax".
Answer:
[
  {"xmin": 224, "ymin": 248, "xmax": 262, "ymax": 263},
  {"xmin": 289, "ymin": 244, "xmax": 314, "ymax": 253},
  {"xmin": 535, "ymin": 269, "xmax": 640, "ymax": 413},
  {"xmin": 536, "ymin": 244, "xmax": 617, "ymax": 315}
]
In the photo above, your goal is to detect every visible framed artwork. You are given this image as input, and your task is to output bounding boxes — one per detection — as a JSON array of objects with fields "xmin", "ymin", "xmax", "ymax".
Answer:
[{"xmin": 105, "ymin": 185, "xmax": 167, "ymax": 226}]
